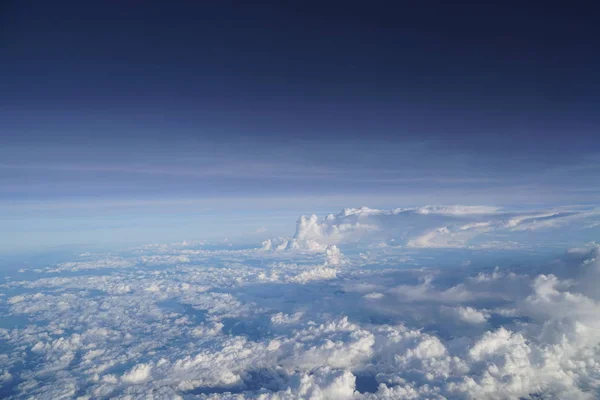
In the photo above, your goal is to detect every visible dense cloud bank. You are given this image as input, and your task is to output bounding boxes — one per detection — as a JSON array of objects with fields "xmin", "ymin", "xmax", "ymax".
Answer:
[
  {"xmin": 263, "ymin": 206, "xmax": 600, "ymax": 251},
  {"xmin": 1, "ymin": 206, "xmax": 600, "ymax": 399}
]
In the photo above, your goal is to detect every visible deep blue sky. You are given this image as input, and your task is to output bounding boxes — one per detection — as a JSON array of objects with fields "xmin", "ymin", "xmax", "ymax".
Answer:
[{"xmin": 1, "ymin": 1, "xmax": 600, "ymax": 251}]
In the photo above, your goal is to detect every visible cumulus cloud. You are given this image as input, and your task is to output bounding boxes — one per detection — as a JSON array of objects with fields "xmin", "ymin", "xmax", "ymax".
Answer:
[
  {"xmin": 441, "ymin": 306, "xmax": 490, "ymax": 324},
  {"xmin": 122, "ymin": 363, "xmax": 152, "ymax": 384},
  {"xmin": 289, "ymin": 266, "xmax": 338, "ymax": 284},
  {"xmin": 324, "ymin": 245, "xmax": 343, "ymax": 265}
]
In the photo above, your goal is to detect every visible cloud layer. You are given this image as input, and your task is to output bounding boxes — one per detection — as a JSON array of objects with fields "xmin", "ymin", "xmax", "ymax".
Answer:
[{"xmin": 1, "ymin": 206, "xmax": 600, "ymax": 399}]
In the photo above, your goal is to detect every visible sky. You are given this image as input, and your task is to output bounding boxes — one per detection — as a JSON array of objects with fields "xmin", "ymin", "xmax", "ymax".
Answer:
[
  {"xmin": 1, "ymin": 1, "xmax": 600, "ymax": 252},
  {"xmin": 3, "ymin": 3, "xmax": 600, "ymax": 399}
]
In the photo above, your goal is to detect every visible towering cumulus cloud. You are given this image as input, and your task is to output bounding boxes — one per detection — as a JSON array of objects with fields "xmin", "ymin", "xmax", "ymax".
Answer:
[{"xmin": 1, "ymin": 206, "xmax": 600, "ymax": 399}]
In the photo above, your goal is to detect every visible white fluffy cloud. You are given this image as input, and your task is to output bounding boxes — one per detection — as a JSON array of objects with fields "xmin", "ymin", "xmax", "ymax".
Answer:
[{"xmin": 1, "ymin": 207, "xmax": 600, "ymax": 399}]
